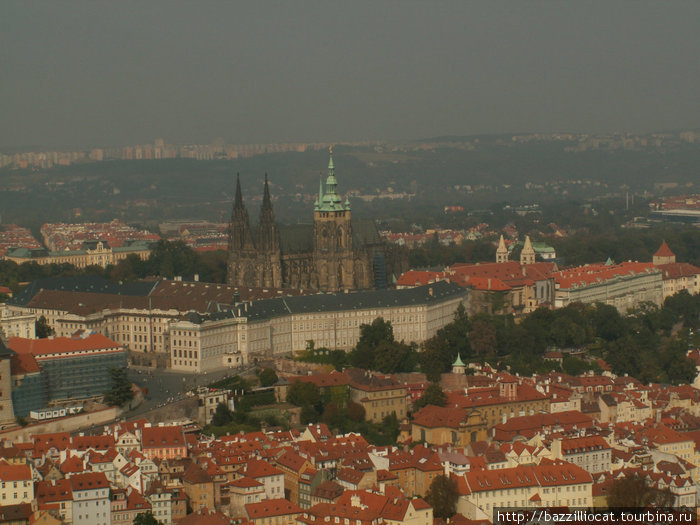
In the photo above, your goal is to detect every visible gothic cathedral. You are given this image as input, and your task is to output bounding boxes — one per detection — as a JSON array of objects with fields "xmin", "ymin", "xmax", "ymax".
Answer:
[{"xmin": 226, "ymin": 148, "xmax": 407, "ymax": 291}]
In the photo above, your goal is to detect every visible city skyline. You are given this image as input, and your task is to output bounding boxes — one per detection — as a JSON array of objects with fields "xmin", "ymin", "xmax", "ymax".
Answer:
[{"xmin": 2, "ymin": 2, "xmax": 700, "ymax": 150}]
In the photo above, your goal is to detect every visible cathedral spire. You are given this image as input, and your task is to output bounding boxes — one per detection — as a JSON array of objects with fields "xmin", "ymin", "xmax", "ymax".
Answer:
[
  {"xmin": 258, "ymin": 173, "xmax": 278, "ymax": 254},
  {"xmin": 318, "ymin": 146, "xmax": 347, "ymax": 212},
  {"xmin": 234, "ymin": 173, "xmax": 244, "ymax": 210},
  {"xmin": 262, "ymin": 173, "xmax": 272, "ymax": 210},
  {"xmin": 325, "ymin": 145, "xmax": 338, "ymax": 195}
]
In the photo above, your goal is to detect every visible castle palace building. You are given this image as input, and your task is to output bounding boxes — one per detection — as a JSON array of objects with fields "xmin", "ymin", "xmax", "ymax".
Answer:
[{"xmin": 227, "ymin": 149, "xmax": 406, "ymax": 291}]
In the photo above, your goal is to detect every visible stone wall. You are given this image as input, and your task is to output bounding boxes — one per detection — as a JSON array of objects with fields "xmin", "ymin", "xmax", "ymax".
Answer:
[{"xmin": 1, "ymin": 407, "xmax": 121, "ymax": 442}]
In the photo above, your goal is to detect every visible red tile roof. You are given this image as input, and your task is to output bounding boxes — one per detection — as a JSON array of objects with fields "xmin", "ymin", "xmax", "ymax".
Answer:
[
  {"xmin": 9, "ymin": 334, "xmax": 123, "ymax": 357},
  {"xmin": 396, "ymin": 270, "xmax": 445, "ymax": 287},
  {"xmin": 0, "ymin": 460, "xmax": 31, "ymax": 481},
  {"xmin": 657, "ymin": 262, "xmax": 700, "ymax": 280},
  {"xmin": 554, "ymin": 262, "xmax": 657, "ymax": 290},
  {"xmin": 559, "ymin": 435, "xmax": 610, "ymax": 454},
  {"xmin": 289, "ymin": 372, "xmax": 349, "ymax": 389},
  {"xmin": 33, "ymin": 432, "xmax": 71, "ymax": 455},
  {"xmin": 464, "ymin": 461, "xmax": 592, "ymax": 494},
  {"xmin": 60, "ymin": 454, "xmax": 84, "ymax": 474},
  {"xmin": 413, "ymin": 405, "xmax": 469, "ymax": 429},
  {"xmin": 245, "ymin": 498, "xmax": 302, "ymax": 519},
  {"xmin": 72, "ymin": 434, "xmax": 115, "ymax": 452},
  {"xmin": 642, "ymin": 424, "xmax": 692, "ymax": 445},
  {"xmin": 300, "ymin": 502, "xmax": 377, "ymax": 525},
  {"xmin": 493, "ymin": 411, "xmax": 593, "ymax": 441},
  {"xmin": 142, "ymin": 425, "xmax": 186, "ymax": 449},
  {"xmin": 69, "ymin": 471, "xmax": 110, "ymax": 491},
  {"xmin": 655, "ymin": 241, "xmax": 675, "ymax": 258},
  {"xmin": 183, "ymin": 463, "xmax": 213, "ymax": 484},
  {"xmin": 179, "ymin": 508, "xmax": 232, "ymax": 525},
  {"xmin": 228, "ymin": 476, "xmax": 263, "ymax": 488},
  {"xmin": 35, "ymin": 479, "xmax": 73, "ymax": 504},
  {"xmin": 244, "ymin": 459, "xmax": 283, "ymax": 479},
  {"xmin": 10, "ymin": 353, "xmax": 40, "ymax": 375},
  {"xmin": 276, "ymin": 450, "xmax": 309, "ymax": 473},
  {"xmin": 336, "ymin": 467, "xmax": 365, "ymax": 485}
]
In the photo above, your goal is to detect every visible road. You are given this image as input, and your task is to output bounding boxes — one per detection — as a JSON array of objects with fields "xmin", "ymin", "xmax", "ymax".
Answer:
[{"xmin": 124, "ymin": 365, "xmax": 253, "ymax": 417}]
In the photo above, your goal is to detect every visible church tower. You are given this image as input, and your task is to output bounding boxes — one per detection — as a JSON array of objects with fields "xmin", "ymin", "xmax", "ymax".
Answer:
[
  {"xmin": 313, "ymin": 147, "xmax": 354, "ymax": 291},
  {"xmin": 520, "ymin": 235, "xmax": 536, "ymax": 265},
  {"xmin": 227, "ymin": 174, "xmax": 257, "ymax": 286},
  {"xmin": 496, "ymin": 234, "xmax": 508, "ymax": 263},
  {"xmin": 257, "ymin": 175, "xmax": 282, "ymax": 288}
]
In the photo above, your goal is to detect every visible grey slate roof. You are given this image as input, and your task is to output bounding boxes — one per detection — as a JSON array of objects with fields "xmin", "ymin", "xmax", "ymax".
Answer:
[
  {"xmin": 0, "ymin": 337, "xmax": 15, "ymax": 359},
  {"xmin": 274, "ymin": 219, "xmax": 380, "ymax": 254},
  {"xmin": 8, "ymin": 275, "xmax": 157, "ymax": 307},
  {"xmin": 185, "ymin": 281, "xmax": 467, "ymax": 323},
  {"xmin": 277, "ymin": 224, "xmax": 314, "ymax": 254}
]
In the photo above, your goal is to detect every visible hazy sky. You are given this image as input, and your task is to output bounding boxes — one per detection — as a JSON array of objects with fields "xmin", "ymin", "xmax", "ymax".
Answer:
[{"xmin": 2, "ymin": 2, "xmax": 699, "ymax": 149}]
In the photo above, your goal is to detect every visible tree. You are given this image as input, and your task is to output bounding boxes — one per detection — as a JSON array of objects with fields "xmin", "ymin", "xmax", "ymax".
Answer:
[
  {"xmin": 103, "ymin": 368, "xmax": 134, "ymax": 406},
  {"xmin": 345, "ymin": 401, "xmax": 366, "ymax": 422},
  {"xmin": 606, "ymin": 473, "xmax": 673, "ymax": 508},
  {"xmin": 321, "ymin": 402, "xmax": 343, "ymax": 428},
  {"xmin": 413, "ymin": 383, "xmax": 447, "ymax": 410},
  {"xmin": 562, "ymin": 356, "xmax": 590, "ymax": 376},
  {"xmin": 419, "ymin": 305, "xmax": 472, "ymax": 381},
  {"xmin": 133, "ymin": 512, "xmax": 163, "ymax": 525},
  {"xmin": 665, "ymin": 290, "xmax": 700, "ymax": 329},
  {"xmin": 147, "ymin": 240, "xmax": 199, "ymax": 279},
  {"xmin": 420, "ymin": 336, "xmax": 451, "ymax": 382},
  {"xmin": 300, "ymin": 405, "xmax": 320, "ymax": 425},
  {"xmin": 108, "ymin": 253, "xmax": 144, "ymax": 282},
  {"xmin": 286, "ymin": 381, "xmax": 321, "ymax": 408},
  {"xmin": 591, "ymin": 303, "xmax": 627, "ymax": 341},
  {"xmin": 350, "ymin": 317, "xmax": 395, "ymax": 370},
  {"xmin": 374, "ymin": 340, "xmax": 415, "ymax": 374},
  {"xmin": 425, "ymin": 474, "xmax": 458, "ymax": 520},
  {"xmin": 258, "ymin": 368, "xmax": 278, "ymax": 387},
  {"xmin": 469, "ymin": 318, "xmax": 498, "ymax": 357},
  {"xmin": 211, "ymin": 402, "xmax": 234, "ymax": 426},
  {"xmin": 35, "ymin": 315, "xmax": 54, "ymax": 338}
]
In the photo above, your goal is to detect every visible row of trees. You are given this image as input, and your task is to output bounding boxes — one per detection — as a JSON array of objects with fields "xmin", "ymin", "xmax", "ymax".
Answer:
[
  {"xmin": 0, "ymin": 240, "xmax": 228, "ymax": 293},
  {"xmin": 418, "ymin": 293, "xmax": 699, "ymax": 384},
  {"xmin": 295, "ymin": 319, "xmax": 419, "ymax": 375},
  {"xmin": 297, "ymin": 289, "xmax": 699, "ymax": 386},
  {"xmin": 284, "ymin": 380, "xmax": 400, "ymax": 445}
]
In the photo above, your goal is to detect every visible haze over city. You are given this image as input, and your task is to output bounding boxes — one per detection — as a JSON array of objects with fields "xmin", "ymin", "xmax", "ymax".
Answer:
[
  {"xmin": 3, "ymin": 3, "xmax": 700, "ymax": 524},
  {"xmin": 2, "ymin": 2, "xmax": 700, "ymax": 150}
]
